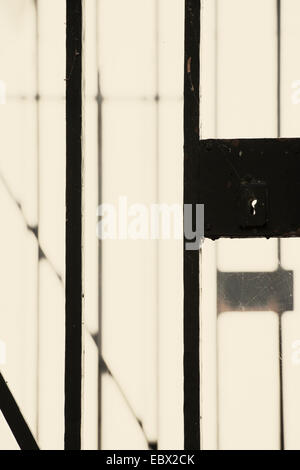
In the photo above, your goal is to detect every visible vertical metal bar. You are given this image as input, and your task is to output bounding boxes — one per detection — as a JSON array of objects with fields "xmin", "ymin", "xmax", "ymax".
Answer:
[
  {"xmin": 278, "ymin": 312, "xmax": 285, "ymax": 450},
  {"xmin": 95, "ymin": 0, "xmax": 103, "ymax": 449},
  {"xmin": 277, "ymin": 236, "xmax": 285, "ymax": 449},
  {"xmin": 276, "ymin": 0, "xmax": 285, "ymax": 450},
  {"xmin": 214, "ymin": 0, "xmax": 219, "ymax": 138},
  {"xmin": 65, "ymin": 0, "xmax": 83, "ymax": 450},
  {"xmin": 184, "ymin": 0, "xmax": 201, "ymax": 450},
  {"xmin": 277, "ymin": 0, "xmax": 281, "ymax": 138}
]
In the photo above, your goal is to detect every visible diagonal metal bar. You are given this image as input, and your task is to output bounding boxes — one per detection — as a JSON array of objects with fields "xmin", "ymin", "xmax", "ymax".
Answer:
[{"xmin": 0, "ymin": 373, "xmax": 39, "ymax": 450}]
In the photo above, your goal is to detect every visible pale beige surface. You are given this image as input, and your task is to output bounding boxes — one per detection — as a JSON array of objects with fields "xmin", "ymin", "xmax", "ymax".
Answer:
[
  {"xmin": 218, "ymin": 311, "xmax": 280, "ymax": 450},
  {"xmin": 281, "ymin": 310, "xmax": 300, "ymax": 450},
  {"xmin": 281, "ymin": 0, "xmax": 300, "ymax": 136},
  {"xmin": 200, "ymin": 0, "xmax": 300, "ymax": 451},
  {"xmin": 6, "ymin": 0, "xmax": 300, "ymax": 452},
  {"xmin": 281, "ymin": 240, "xmax": 300, "ymax": 450},
  {"xmin": 200, "ymin": 240, "xmax": 217, "ymax": 450},
  {"xmin": 217, "ymin": 239, "xmax": 278, "ymax": 272},
  {"xmin": 0, "ymin": 0, "xmax": 38, "ymax": 449},
  {"xmin": 85, "ymin": 0, "xmax": 184, "ymax": 450},
  {"xmin": 200, "ymin": 0, "xmax": 277, "ymax": 139},
  {"xmin": 0, "ymin": 0, "xmax": 185, "ymax": 450},
  {"xmin": 0, "ymin": 0, "xmax": 65, "ymax": 449}
]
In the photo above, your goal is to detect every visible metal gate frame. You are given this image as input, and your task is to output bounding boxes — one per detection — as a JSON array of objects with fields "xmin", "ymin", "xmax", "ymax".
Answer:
[
  {"xmin": 0, "ymin": 0, "xmax": 83, "ymax": 451},
  {"xmin": 184, "ymin": 0, "xmax": 300, "ymax": 450}
]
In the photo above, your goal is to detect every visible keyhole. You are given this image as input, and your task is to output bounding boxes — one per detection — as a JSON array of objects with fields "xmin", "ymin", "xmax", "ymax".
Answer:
[{"xmin": 251, "ymin": 199, "xmax": 258, "ymax": 216}]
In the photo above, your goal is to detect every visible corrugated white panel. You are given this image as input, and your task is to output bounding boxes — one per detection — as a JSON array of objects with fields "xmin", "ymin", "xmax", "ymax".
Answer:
[
  {"xmin": 83, "ymin": 0, "xmax": 98, "ymax": 99},
  {"xmin": 216, "ymin": 0, "xmax": 277, "ymax": 138},
  {"xmin": 281, "ymin": 0, "xmax": 300, "ymax": 138},
  {"xmin": 157, "ymin": 0, "xmax": 184, "ymax": 448},
  {"xmin": 158, "ymin": 0, "xmax": 184, "ymax": 98},
  {"xmin": 96, "ymin": 0, "xmax": 185, "ymax": 450},
  {"xmin": 38, "ymin": 260, "xmax": 64, "ymax": 449},
  {"xmin": 200, "ymin": 0, "xmax": 217, "ymax": 139},
  {"xmin": 0, "ymin": 0, "xmax": 36, "ymax": 97},
  {"xmin": 101, "ymin": 373, "xmax": 148, "ymax": 450},
  {"xmin": 200, "ymin": 240, "xmax": 217, "ymax": 450},
  {"xmin": 216, "ymin": 239, "xmax": 280, "ymax": 449},
  {"xmin": 217, "ymin": 239, "xmax": 277, "ymax": 272},
  {"xmin": 38, "ymin": 110, "xmax": 65, "ymax": 448},
  {"xmin": 82, "ymin": 330, "xmax": 98, "ymax": 450},
  {"xmin": 38, "ymin": 101, "xmax": 65, "ymax": 276},
  {"xmin": 38, "ymin": 0, "xmax": 66, "ymax": 97},
  {"xmin": 0, "ymin": 0, "xmax": 38, "ymax": 447},
  {"xmin": 98, "ymin": 0, "xmax": 156, "ymax": 98},
  {"xmin": 218, "ymin": 311, "xmax": 280, "ymax": 450},
  {"xmin": 101, "ymin": 99, "xmax": 156, "ymax": 449},
  {"xmin": 280, "ymin": 0, "xmax": 300, "ymax": 450},
  {"xmin": 37, "ymin": 2, "xmax": 65, "ymax": 449},
  {"xmin": 82, "ymin": 0, "xmax": 99, "ymax": 446},
  {"xmin": 200, "ymin": 0, "xmax": 281, "ymax": 450},
  {"xmin": 157, "ymin": 100, "xmax": 183, "ymax": 450},
  {"xmin": 38, "ymin": 99, "xmax": 65, "ymax": 449},
  {"xmin": 200, "ymin": 0, "xmax": 277, "ymax": 139},
  {"xmin": 281, "ymin": 239, "xmax": 300, "ymax": 449},
  {"xmin": 281, "ymin": 310, "xmax": 300, "ymax": 450}
]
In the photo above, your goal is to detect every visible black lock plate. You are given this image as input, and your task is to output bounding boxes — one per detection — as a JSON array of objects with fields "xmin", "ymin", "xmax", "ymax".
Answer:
[{"xmin": 185, "ymin": 138, "xmax": 300, "ymax": 239}]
